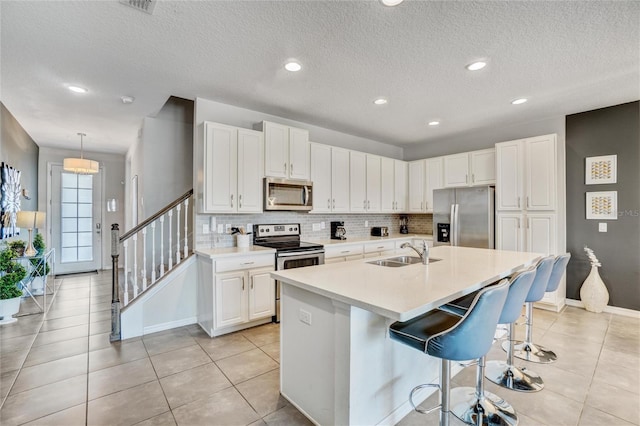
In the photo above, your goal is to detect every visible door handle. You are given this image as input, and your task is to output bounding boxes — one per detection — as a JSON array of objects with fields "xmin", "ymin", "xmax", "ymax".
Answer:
[{"xmin": 242, "ymin": 276, "xmax": 245, "ymax": 291}]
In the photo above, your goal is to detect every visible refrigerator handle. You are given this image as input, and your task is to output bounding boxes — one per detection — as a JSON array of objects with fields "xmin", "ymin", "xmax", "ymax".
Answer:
[
  {"xmin": 449, "ymin": 204, "xmax": 456, "ymax": 246},
  {"xmin": 454, "ymin": 203, "xmax": 460, "ymax": 246}
]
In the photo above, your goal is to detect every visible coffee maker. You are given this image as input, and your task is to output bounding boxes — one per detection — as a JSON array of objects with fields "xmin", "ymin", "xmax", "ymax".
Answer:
[
  {"xmin": 399, "ymin": 215, "xmax": 409, "ymax": 234},
  {"xmin": 331, "ymin": 221, "xmax": 347, "ymax": 240}
]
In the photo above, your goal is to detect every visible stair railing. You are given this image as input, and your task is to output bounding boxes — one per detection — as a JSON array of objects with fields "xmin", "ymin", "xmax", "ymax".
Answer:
[{"xmin": 110, "ymin": 188, "xmax": 193, "ymax": 342}]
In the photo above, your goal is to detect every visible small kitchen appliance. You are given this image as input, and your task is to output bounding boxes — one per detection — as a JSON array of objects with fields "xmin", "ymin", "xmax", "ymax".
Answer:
[
  {"xmin": 331, "ymin": 221, "xmax": 347, "ymax": 240},
  {"xmin": 371, "ymin": 226, "xmax": 389, "ymax": 237},
  {"xmin": 399, "ymin": 215, "xmax": 409, "ymax": 234},
  {"xmin": 264, "ymin": 177, "xmax": 313, "ymax": 211}
]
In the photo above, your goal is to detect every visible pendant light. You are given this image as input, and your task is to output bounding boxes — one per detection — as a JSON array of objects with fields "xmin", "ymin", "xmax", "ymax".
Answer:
[{"xmin": 63, "ymin": 133, "xmax": 99, "ymax": 174}]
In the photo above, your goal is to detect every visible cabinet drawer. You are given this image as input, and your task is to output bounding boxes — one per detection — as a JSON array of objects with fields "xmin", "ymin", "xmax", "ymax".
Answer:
[
  {"xmin": 364, "ymin": 241, "xmax": 396, "ymax": 253},
  {"xmin": 325, "ymin": 244, "xmax": 364, "ymax": 259},
  {"xmin": 215, "ymin": 255, "xmax": 274, "ymax": 273}
]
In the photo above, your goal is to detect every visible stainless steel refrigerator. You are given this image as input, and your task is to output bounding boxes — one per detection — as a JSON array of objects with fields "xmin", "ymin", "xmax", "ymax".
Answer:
[{"xmin": 433, "ymin": 186, "xmax": 495, "ymax": 248}]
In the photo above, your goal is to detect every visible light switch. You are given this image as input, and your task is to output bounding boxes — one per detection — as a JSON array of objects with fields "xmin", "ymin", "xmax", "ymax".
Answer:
[
  {"xmin": 598, "ymin": 223, "xmax": 607, "ymax": 232},
  {"xmin": 203, "ymin": 224, "xmax": 210, "ymax": 234}
]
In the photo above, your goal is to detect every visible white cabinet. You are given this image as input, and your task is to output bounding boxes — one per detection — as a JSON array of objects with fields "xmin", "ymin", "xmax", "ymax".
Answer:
[
  {"xmin": 496, "ymin": 135, "xmax": 556, "ymax": 211},
  {"xmin": 202, "ymin": 122, "xmax": 263, "ymax": 214},
  {"xmin": 259, "ymin": 121, "xmax": 310, "ymax": 180},
  {"xmin": 496, "ymin": 213, "xmax": 556, "ymax": 256},
  {"xmin": 198, "ymin": 253, "xmax": 275, "ymax": 337},
  {"xmin": 363, "ymin": 241, "xmax": 396, "ymax": 258},
  {"xmin": 425, "ymin": 157, "xmax": 444, "ymax": 212},
  {"xmin": 324, "ymin": 244, "xmax": 364, "ymax": 263},
  {"xmin": 409, "ymin": 157, "xmax": 443, "ymax": 213},
  {"xmin": 366, "ymin": 155, "xmax": 381, "ymax": 212},
  {"xmin": 310, "ymin": 143, "xmax": 350, "ymax": 213},
  {"xmin": 443, "ymin": 149, "xmax": 495, "ymax": 188},
  {"xmin": 349, "ymin": 152, "xmax": 381, "ymax": 213},
  {"xmin": 381, "ymin": 158, "xmax": 407, "ymax": 213}
]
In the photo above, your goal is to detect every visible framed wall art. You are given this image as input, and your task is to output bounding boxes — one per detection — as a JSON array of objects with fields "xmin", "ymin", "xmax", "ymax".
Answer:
[
  {"xmin": 586, "ymin": 191, "xmax": 617, "ymax": 220},
  {"xmin": 585, "ymin": 155, "xmax": 617, "ymax": 185},
  {"xmin": 1, "ymin": 162, "xmax": 22, "ymax": 239}
]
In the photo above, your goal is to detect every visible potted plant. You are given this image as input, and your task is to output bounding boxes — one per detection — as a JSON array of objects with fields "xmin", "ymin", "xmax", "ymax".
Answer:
[
  {"xmin": 0, "ymin": 247, "xmax": 27, "ymax": 325},
  {"xmin": 7, "ymin": 240, "xmax": 26, "ymax": 257},
  {"xmin": 30, "ymin": 233, "xmax": 50, "ymax": 295}
]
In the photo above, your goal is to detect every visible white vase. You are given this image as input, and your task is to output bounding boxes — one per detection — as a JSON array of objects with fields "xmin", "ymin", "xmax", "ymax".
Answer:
[
  {"xmin": 580, "ymin": 265, "xmax": 609, "ymax": 313},
  {"xmin": 0, "ymin": 296, "xmax": 21, "ymax": 325}
]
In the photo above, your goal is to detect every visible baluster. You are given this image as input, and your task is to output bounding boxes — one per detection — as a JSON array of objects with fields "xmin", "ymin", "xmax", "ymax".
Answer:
[
  {"xmin": 142, "ymin": 228, "xmax": 147, "ymax": 292},
  {"xmin": 133, "ymin": 234, "xmax": 138, "ymax": 299},
  {"xmin": 176, "ymin": 204, "xmax": 181, "ymax": 264},
  {"xmin": 123, "ymin": 240, "xmax": 129, "ymax": 306},
  {"xmin": 168, "ymin": 210, "xmax": 173, "ymax": 270},
  {"xmin": 159, "ymin": 215, "xmax": 165, "ymax": 277},
  {"xmin": 183, "ymin": 198, "xmax": 189, "ymax": 258},
  {"xmin": 151, "ymin": 221, "xmax": 157, "ymax": 284}
]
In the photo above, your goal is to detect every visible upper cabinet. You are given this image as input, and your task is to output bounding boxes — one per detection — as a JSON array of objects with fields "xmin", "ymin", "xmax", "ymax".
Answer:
[
  {"xmin": 381, "ymin": 158, "xmax": 407, "ymax": 213},
  {"xmin": 258, "ymin": 121, "xmax": 310, "ymax": 180},
  {"xmin": 443, "ymin": 148, "xmax": 495, "ymax": 187},
  {"xmin": 425, "ymin": 157, "xmax": 444, "ymax": 212},
  {"xmin": 202, "ymin": 122, "xmax": 263, "ymax": 214},
  {"xmin": 350, "ymin": 152, "xmax": 382, "ymax": 213},
  {"xmin": 310, "ymin": 143, "xmax": 350, "ymax": 213},
  {"xmin": 496, "ymin": 134, "xmax": 556, "ymax": 211},
  {"xmin": 408, "ymin": 157, "xmax": 443, "ymax": 213}
]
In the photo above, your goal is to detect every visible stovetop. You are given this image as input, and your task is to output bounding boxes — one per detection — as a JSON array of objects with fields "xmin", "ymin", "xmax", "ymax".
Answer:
[
  {"xmin": 253, "ymin": 223, "xmax": 323, "ymax": 254},
  {"xmin": 255, "ymin": 240, "xmax": 324, "ymax": 253}
]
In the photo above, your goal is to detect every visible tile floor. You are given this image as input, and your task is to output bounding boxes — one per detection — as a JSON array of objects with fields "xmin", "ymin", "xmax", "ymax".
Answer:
[{"xmin": 1, "ymin": 271, "xmax": 639, "ymax": 426}]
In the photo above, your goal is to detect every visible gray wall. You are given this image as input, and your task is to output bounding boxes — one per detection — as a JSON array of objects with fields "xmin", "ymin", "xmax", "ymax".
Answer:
[{"xmin": 565, "ymin": 101, "xmax": 640, "ymax": 310}]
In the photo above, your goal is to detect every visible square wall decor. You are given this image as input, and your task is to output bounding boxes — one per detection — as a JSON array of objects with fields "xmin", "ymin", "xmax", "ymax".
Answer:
[
  {"xmin": 585, "ymin": 155, "xmax": 617, "ymax": 184},
  {"xmin": 586, "ymin": 191, "xmax": 617, "ymax": 220}
]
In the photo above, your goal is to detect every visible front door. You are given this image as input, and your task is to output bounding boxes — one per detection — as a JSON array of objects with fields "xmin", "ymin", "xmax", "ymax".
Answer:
[{"xmin": 50, "ymin": 163, "xmax": 103, "ymax": 274}]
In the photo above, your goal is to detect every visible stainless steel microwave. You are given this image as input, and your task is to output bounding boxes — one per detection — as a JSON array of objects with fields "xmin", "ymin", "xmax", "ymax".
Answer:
[{"xmin": 264, "ymin": 177, "xmax": 313, "ymax": 211}]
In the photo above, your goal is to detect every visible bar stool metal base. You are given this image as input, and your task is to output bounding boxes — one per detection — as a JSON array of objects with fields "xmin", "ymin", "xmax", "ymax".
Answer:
[
  {"xmin": 485, "ymin": 360, "xmax": 544, "ymax": 392},
  {"xmin": 450, "ymin": 387, "xmax": 518, "ymax": 426},
  {"xmin": 503, "ymin": 340, "xmax": 557, "ymax": 364}
]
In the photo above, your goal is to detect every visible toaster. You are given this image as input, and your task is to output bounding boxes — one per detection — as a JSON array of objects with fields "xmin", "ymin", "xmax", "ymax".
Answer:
[{"xmin": 371, "ymin": 226, "xmax": 389, "ymax": 237}]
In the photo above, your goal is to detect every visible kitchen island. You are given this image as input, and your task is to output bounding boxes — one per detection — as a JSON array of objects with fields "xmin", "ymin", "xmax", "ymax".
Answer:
[{"xmin": 272, "ymin": 246, "xmax": 541, "ymax": 426}]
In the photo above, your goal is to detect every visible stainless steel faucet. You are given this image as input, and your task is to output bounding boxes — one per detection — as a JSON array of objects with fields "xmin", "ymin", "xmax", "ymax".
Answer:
[{"xmin": 400, "ymin": 240, "xmax": 430, "ymax": 265}]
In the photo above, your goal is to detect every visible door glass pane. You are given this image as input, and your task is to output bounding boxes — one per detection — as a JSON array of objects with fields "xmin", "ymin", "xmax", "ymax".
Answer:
[
  {"xmin": 62, "ymin": 188, "xmax": 77, "ymax": 203},
  {"xmin": 77, "ymin": 232, "xmax": 92, "ymax": 246},
  {"xmin": 62, "ymin": 173, "xmax": 77, "ymax": 188},
  {"xmin": 77, "ymin": 203, "xmax": 91, "ymax": 217},
  {"xmin": 78, "ymin": 247, "xmax": 92, "ymax": 261},
  {"xmin": 61, "ymin": 247, "xmax": 77, "ymax": 263},
  {"xmin": 78, "ymin": 218, "xmax": 92, "ymax": 232},
  {"xmin": 62, "ymin": 233, "xmax": 77, "ymax": 247},
  {"xmin": 78, "ymin": 175, "xmax": 92, "ymax": 188},
  {"xmin": 60, "ymin": 172, "xmax": 93, "ymax": 263},
  {"xmin": 78, "ymin": 189, "xmax": 92, "ymax": 203},
  {"xmin": 61, "ymin": 204, "xmax": 77, "ymax": 217},
  {"xmin": 62, "ymin": 218, "xmax": 77, "ymax": 232}
]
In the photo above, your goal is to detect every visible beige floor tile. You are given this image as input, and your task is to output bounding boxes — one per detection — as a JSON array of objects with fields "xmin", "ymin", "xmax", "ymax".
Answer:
[
  {"xmin": 236, "ymin": 369, "xmax": 287, "ymax": 417},
  {"xmin": 89, "ymin": 332, "xmax": 111, "ymax": 351},
  {"xmin": 599, "ymin": 346, "xmax": 640, "ymax": 370},
  {"xmin": 143, "ymin": 330, "xmax": 197, "ymax": 356},
  {"xmin": 603, "ymin": 332, "xmax": 640, "ymax": 356},
  {"xmin": 196, "ymin": 332, "xmax": 257, "ymax": 361},
  {"xmin": 90, "ymin": 302, "xmax": 111, "ymax": 312},
  {"xmin": 87, "ymin": 380, "xmax": 169, "ymax": 425},
  {"xmin": 89, "ymin": 339, "xmax": 148, "ymax": 372},
  {"xmin": 44, "ymin": 306, "xmax": 89, "ymax": 320},
  {"xmin": 216, "ymin": 348, "xmax": 279, "ymax": 384},
  {"xmin": 172, "ymin": 386, "xmax": 260, "ymax": 426},
  {"xmin": 0, "ymin": 348, "xmax": 29, "ymax": 374},
  {"xmin": 10, "ymin": 353, "xmax": 87, "ymax": 395},
  {"xmin": 260, "ymin": 341, "xmax": 280, "ymax": 363},
  {"xmin": 89, "ymin": 309, "xmax": 111, "ymax": 322},
  {"xmin": 248, "ymin": 420, "xmax": 268, "ymax": 426},
  {"xmin": 520, "ymin": 362, "xmax": 592, "ymax": 403},
  {"xmin": 89, "ymin": 319, "xmax": 112, "ymax": 336},
  {"xmin": 150, "ymin": 345, "xmax": 211, "ymax": 378},
  {"xmin": 1, "ymin": 369, "xmax": 19, "ymax": 401},
  {"xmin": 586, "ymin": 380, "xmax": 640, "ymax": 424},
  {"xmin": 134, "ymin": 411, "xmax": 177, "ymax": 426},
  {"xmin": 33, "ymin": 324, "xmax": 88, "ymax": 347},
  {"xmin": 22, "ymin": 403, "xmax": 86, "ymax": 426},
  {"xmin": 40, "ymin": 313, "xmax": 89, "ymax": 332},
  {"xmin": 23, "ymin": 336, "xmax": 88, "ymax": 367},
  {"xmin": 1, "ymin": 333, "xmax": 37, "ymax": 353},
  {"xmin": 0, "ymin": 375, "xmax": 86, "ymax": 426},
  {"xmin": 88, "ymin": 357, "xmax": 157, "ymax": 400},
  {"xmin": 593, "ymin": 357, "xmax": 639, "ymax": 395},
  {"xmin": 262, "ymin": 403, "xmax": 314, "ymax": 426},
  {"xmin": 578, "ymin": 405, "xmax": 636, "ymax": 426},
  {"xmin": 242, "ymin": 323, "xmax": 280, "ymax": 347},
  {"xmin": 0, "ymin": 316, "xmax": 43, "ymax": 340},
  {"xmin": 48, "ymin": 297, "xmax": 91, "ymax": 310},
  {"xmin": 159, "ymin": 362, "xmax": 232, "ymax": 409},
  {"xmin": 548, "ymin": 318, "xmax": 608, "ymax": 344}
]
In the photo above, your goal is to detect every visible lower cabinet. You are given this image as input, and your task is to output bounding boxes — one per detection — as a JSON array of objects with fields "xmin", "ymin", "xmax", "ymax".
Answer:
[{"xmin": 324, "ymin": 244, "xmax": 364, "ymax": 263}]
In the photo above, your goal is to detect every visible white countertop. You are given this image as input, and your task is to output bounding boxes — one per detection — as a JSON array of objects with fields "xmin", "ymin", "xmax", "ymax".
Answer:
[
  {"xmin": 307, "ymin": 233, "xmax": 433, "ymax": 246},
  {"xmin": 272, "ymin": 246, "xmax": 541, "ymax": 321},
  {"xmin": 195, "ymin": 245, "xmax": 275, "ymax": 259}
]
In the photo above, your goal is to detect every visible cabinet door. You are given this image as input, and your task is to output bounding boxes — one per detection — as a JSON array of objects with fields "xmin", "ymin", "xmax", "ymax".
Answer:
[
  {"xmin": 443, "ymin": 153, "xmax": 470, "ymax": 188},
  {"xmin": 264, "ymin": 122, "xmax": 289, "ymax": 178},
  {"xmin": 525, "ymin": 213, "xmax": 556, "ymax": 256},
  {"xmin": 203, "ymin": 122, "xmax": 237, "ymax": 213},
  {"xmin": 496, "ymin": 213, "xmax": 523, "ymax": 252},
  {"xmin": 525, "ymin": 135, "xmax": 556, "ymax": 211},
  {"xmin": 289, "ymin": 127, "xmax": 310, "ymax": 180},
  {"xmin": 248, "ymin": 269, "xmax": 275, "ymax": 321},
  {"xmin": 408, "ymin": 160, "xmax": 425, "ymax": 212},
  {"xmin": 331, "ymin": 148, "xmax": 350, "ymax": 212},
  {"xmin": 394, "ymin": 160, "xmax": 408, "ymax": 212},
  {"xmin": 310, "ymin": 143, "xmax": 332, "ymax": 213},
  {"xmin": 349, "ymin": 151, "xmax": 367, "ymax": 212},
  {"xmin": 380, "ymin": 157, "xmax": 395, "ymax": 213},
  {"xmin": 470, "ymin": 149, "xmax": 495, "ymax": 185},
  {"xmin": 496, "ymin": 141, "xmax": 523, "ymax": 211},
  {"xmin": 215, "ymin": 272, "xmax": 247, "ymax": 329},
  {"xmin": 425, "ymin": 157, "xmax": 443, "ymax": 212},
  {"xmin": 366, "ymin": 155, "xmax": 381, "ymax": 212},
  {"xmin": 237, "ymin": 129, "xmax": 263, "ymax": 213}
]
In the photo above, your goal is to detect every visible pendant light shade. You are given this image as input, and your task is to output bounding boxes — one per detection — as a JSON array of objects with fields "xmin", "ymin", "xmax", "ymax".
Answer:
[{"xmin": 64, "ymin": 133, "xmax": 99, "ymax": 174}]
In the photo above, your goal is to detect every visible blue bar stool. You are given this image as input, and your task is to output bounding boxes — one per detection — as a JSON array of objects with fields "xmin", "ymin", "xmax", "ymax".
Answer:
[
  {"xmin": 389, "ymin": 279, "xmax": 510, "ymax": 426},
  {"xmin": 509, "ymin": 254, "xmax": 571, "ymax": 364}
]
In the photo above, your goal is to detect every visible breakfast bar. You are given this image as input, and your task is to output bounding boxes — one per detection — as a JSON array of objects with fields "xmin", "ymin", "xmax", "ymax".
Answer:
[{"xmin": 272, "ymin": 246, "xmax": 542, "ymax": 425}]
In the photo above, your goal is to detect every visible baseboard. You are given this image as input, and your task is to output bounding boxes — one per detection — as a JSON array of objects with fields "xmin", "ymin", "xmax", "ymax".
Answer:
[
  {"xmin": 565, "ymin": 299, "xmax": 640, "ymax": 318},
  {"xmin": 143, "ymin": 316, "xmax": 197, "ymax": 335}
]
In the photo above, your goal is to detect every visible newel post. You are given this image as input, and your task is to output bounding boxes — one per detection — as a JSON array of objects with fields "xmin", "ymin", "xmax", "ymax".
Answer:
[{"xmin": 110, "ymin": 223, "xmax": 121, "ymax": 342}]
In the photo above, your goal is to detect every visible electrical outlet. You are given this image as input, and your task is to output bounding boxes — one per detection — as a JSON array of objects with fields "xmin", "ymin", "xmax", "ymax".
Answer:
[
  {"xmin": 247, "ymin": 223, "xmax": 253, "ymax": 234},
  {"xmin": 217, "ymin": 224, "xmax": 223, "ymax": 233},
  {"xmin": 312, "ymin": 223, "xmax": 321, "ymax": 232},
  {"xmin": 210, "ymin": 216, "xmax": 216, "ymax": 229},
  {"xmin": 203, "ymin": 224, "xmax": 210, "ymax": 234},
  {"xmin": 598, "ymin": 223, "xmax": 607, "ymax": 232},
  {"xmin": 365, "ymin": 220, "xmax": 369, "ymax": 227},
  {"xmin": 299, "ymin": 309, "xmax": 312, "ymax": 325},
  {"xmin": 225, "ymin": 224, "xmax": 232, "ymax": 233}
]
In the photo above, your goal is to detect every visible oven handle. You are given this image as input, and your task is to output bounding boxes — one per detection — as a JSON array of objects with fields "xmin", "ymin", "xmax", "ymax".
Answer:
[{"xmin": 277, "ymin": 249, "xmax": 325, "ymax": 258}]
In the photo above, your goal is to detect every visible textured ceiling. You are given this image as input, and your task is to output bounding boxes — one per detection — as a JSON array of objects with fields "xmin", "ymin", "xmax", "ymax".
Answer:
[{"xmin": 1, "ymin": 1, "xmax": 638, "ymax": 154}]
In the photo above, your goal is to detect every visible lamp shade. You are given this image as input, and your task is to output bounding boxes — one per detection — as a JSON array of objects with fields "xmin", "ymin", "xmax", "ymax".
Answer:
[
  {"xmin": 16, "ymin": 211, "xmax": 37, "ymax": 229},
  {"xmin": 34, "ymin": 211, "xmax": 46, "ymax": 229},
  {"xmin": 63, "ymin": 157, "xmax": 99, "ymax": 174}
]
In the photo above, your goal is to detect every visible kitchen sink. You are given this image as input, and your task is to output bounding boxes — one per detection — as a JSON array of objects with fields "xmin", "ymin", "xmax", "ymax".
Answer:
[
  {"xmin": 386, "ymin": 256, "xmax": 423, "ymax": 264},
  {"xmin": 367, "ymin": 259, "xmax": 408, "ymax": 267},
  {"xmin": 367, "ymin": 256, "xmax": 442, "ymax": 267}
]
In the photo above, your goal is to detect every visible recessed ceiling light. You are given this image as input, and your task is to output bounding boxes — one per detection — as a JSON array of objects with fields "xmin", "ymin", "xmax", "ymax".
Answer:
[
  {"xmin": 428, "ymin": 121, "xmax": 440, "ymax": 126},
  {"xmin": 285, "ymin": 61, "xmax": 302, "ymax": 72},
  {"xmin": 121, "ymin": 96, "xmax": 135, "ymax": 104},
  {"xmin": 68, "ymin": 85, "xmax": 88, "ymax": 94},
  {"xmin": 373, "ymin": 98, "xmax": 388, "ymax": 105},
  {"xmin": 381, "ymin": 0, "xmax": 404, "ymax": 6},
  {"xmin": 466, "ymin": 61, "xmax": 487, "ymax": 71},
  {"xmin": 511, "ymin": 98, "xmax": 528, "ymax": 105}
]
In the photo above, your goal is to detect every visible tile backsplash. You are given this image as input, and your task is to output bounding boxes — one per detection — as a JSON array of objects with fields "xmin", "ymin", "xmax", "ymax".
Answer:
[{"xmin": 196, "ymin": 212, "xmax": 433, "ymax": 248}]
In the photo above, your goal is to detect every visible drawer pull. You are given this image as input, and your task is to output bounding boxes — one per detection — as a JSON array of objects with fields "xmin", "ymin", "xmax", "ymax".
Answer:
[
  {"xmin": 242, "ymin": 262, "xmax": 255, "ymax": 265},
  {"xmin": 340, "ymin": 250, "xmax": 351, "ymax": 254}
]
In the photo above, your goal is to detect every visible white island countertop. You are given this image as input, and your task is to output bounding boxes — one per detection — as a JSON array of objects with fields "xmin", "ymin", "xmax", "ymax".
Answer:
[{"xmin": 272, "ymin": 246, "xmax": 542, "ymax": 321}]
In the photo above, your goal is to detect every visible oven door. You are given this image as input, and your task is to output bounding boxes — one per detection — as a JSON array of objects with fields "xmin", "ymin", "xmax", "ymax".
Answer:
[{"xmin": 275, "ymin": 249, "xmax": 325, "ymax": 323}]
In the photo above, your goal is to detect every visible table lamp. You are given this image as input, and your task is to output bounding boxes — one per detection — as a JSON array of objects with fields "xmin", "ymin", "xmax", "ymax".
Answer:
[{"xmin": 16, "ymin": 211, "xmax": 46, "ymax": 256}]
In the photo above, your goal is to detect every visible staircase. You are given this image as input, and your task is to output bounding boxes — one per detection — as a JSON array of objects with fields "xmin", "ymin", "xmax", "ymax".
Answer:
[{"xmin": 109, "ymin": 189, "xmax": 194, "ymax": 341}]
